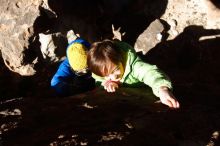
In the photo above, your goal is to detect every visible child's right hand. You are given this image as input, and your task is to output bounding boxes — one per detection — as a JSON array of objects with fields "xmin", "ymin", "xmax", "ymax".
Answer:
[{"xmin": 102, "ymin": 80, "xmax": 119, "ymax": 92}]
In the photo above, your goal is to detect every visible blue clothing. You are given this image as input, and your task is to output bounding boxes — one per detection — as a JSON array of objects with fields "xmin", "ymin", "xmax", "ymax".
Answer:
[{"xmin": 51, "ymin": 38, "xmax": 95, "ymax": 96}]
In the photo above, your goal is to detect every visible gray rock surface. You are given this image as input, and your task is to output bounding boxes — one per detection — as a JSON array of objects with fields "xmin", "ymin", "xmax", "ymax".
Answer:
[
  {"xmin": 39, "ymin": 32, "xmax": 66, "ymax": 63},
  {"xmin": 134, "ymin": 0, "xmax": 220, "ymax": 54},
  {"xmin": 0, "ymin": 0, "xmax": 54, "ymax": 75},
  {"xmin": 1, "ymin": 0, "xmax": 220, "ymax": 75},
  {"xmin": 134, "ymin": 19, "xmax": 165, "ymax": 54},
  {"xmin": 1, "ymin": 1, "xmax": 220, "ymax": 145}
]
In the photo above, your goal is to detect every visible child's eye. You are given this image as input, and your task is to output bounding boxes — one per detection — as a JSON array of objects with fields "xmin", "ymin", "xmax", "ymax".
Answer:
[
  {"xmin": 111, "ymin": 66, "xmax": 120, "ymax": 74},
  {"xmin": 115, "ymin": 74, "xmax": 120, "ymax": 79}
]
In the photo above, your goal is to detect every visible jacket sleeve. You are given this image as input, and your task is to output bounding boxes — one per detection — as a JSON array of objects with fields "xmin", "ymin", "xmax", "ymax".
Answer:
[{"xmin": 131, "ymin": 59, "xmax": 172, "ymax": 97}]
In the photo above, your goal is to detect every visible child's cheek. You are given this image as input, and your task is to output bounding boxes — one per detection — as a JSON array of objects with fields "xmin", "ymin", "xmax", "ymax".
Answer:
[{"xmin": 119, "ymin": 63, "xmax": 125, "ymax": 78}]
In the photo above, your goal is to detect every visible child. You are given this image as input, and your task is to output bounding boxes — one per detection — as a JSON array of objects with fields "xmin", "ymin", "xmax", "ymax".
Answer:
[
  {"xmin": 87, "ymin": 39, "xmax": 180, "ymax": 108},
  {"xmin": 50, "ymin": 31, "xmax": 95, "ymax": 96}
]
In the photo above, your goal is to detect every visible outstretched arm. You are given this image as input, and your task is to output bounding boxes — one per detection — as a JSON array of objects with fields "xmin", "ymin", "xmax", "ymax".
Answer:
[
  {"xmin": 132, "ymin": 60, "xmax": 180, "ymax": 108},
  {"xmin": 158, "ymin": 86, "xmax": 180, "ymax": 108}
]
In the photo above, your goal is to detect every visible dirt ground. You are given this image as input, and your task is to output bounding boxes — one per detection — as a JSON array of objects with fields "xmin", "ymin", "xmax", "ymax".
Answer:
[{"xmin": 1, "ymin": 81, "xmax": 220, "ymax": 146}]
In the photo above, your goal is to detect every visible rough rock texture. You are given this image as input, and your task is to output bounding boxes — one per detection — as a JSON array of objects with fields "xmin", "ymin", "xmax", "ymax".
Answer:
[
  {"xmin": 134, "ymin": 19, "xmax": 165, "ymax": 54},
  {"xmin": 162, "ymin": 0, "xmax": 220, "ymax": 39},
  {"xmin": 135, "ymin": 0, "xmax": 220, "ymax": 54},
  {"xmin": 0, "ymin": 0, "xmax": 220, "ymax": 75},
  {"xmin": 0, "ymin": 0, "xmax": 39, "ymax": 75},
  {"xmin": 1, "ymin": 0, "xmax": 220, "ymax": 146},
  {"xmin": 39, "ymin": 32, "xmax": 66, "ymax": 63},
  {"xmin": 0, "ymin": 0, "xmax": 55, "ymax": 75}
]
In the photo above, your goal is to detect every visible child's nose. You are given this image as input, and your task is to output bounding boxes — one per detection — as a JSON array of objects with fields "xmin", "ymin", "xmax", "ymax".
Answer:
[
  {"xmin": 109, "ymin": 74, "xmax": 115, "ymax": 80},
  {"xmin": 105, "ymin": 74, "xmax": 114, "ymax": 81}
]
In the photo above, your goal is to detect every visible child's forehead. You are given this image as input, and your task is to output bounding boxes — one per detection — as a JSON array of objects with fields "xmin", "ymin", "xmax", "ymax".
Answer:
[{"xmin": 108, "ymin": 62, "xmax": 118, "ymax": 69}]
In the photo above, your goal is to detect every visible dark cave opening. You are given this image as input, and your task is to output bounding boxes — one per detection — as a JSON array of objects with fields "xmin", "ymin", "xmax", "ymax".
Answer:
[{"xmin": 42, "ymin": 0, "xmax": 168, "ymax": 44}]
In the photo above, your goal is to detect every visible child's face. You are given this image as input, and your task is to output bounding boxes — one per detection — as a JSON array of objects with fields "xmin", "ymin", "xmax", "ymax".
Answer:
[{"xmin": 104, "ymin": 62, "xmax": 124, "ymax": 82}]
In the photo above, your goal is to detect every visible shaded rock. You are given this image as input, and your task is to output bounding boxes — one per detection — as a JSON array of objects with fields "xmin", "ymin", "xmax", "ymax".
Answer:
[
  {"xmin": 0, "ymin": 0, "xmax": 55, "ymax": 76},
  {"xmin": 161, "ymin": 0, "xmax": 220, "ymax": 40},
  {"xmin": 204, "ymin": 0, "xmax": 220, "ymax": 28},
  {"xmin": 134, "ymin": 19, "xmax": 165, "ymax": 54},
  {"xmin": 39, "ymin": 32, "xmax": 66, "ymax": 63}
]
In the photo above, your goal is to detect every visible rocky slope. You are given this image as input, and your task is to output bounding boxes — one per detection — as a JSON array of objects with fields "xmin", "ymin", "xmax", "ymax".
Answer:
[{"xmin": 1, "ymin": 0, "xmax": 220, "ymax": 145}]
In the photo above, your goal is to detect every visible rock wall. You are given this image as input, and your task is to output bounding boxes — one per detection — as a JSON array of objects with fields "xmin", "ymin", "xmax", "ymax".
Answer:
[
  {"xmin": 135, "ymin": 0, "xmax": 220, "ymax": 54},
  {"xmin": 0, "ymin": 0, "xmax": 220, "ymax": 76},
  {"xmin": 0, "ymin": 0, "xmax": 44, "ymax": 75}
]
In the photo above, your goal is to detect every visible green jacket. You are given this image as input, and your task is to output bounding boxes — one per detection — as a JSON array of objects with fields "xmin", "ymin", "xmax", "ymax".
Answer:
[{"xmin": 92, "ymin": 41, "xmax": 172, "ymax": 97}]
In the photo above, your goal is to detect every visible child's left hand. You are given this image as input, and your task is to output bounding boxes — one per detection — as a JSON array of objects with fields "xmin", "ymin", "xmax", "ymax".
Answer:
[
  {"xmin": 102, "ymin": 80, "xmax": 119, "ymax": 92},
  {"xmin": 158, "ymin": 86, "xmax": 180, "ymax": 109}
]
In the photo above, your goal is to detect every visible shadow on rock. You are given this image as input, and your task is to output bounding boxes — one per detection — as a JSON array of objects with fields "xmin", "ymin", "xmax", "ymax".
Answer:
[
  {"xmin": 142, "ymin": 25, "xmax": 220, "ymax": 104},
  {"xmin": 45, "ymin": 0, "xmax": 168, "ymax": 43}
]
